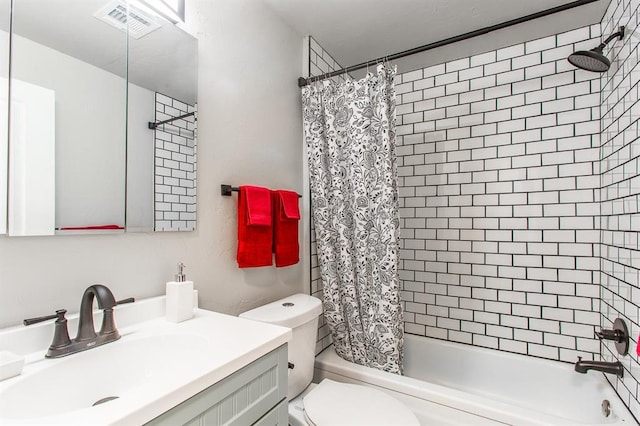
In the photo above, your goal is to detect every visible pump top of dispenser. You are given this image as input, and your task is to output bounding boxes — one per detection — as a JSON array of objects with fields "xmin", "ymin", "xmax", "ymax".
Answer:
[{"xmin": 175, "ymin": 262, "xmax": 186, "ymax": 282}]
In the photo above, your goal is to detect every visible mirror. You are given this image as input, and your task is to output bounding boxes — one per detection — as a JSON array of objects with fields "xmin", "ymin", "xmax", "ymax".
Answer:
[
  {"xmin": 2, "ymin": 0, "xmax": 197, "ymax": 236},
  {"xmin": 126, "ymin": 1, "xmax": 197, "ymax": 232},
  {"xmin": 0, "ymin": 0, "xmax": 8, "ymax": 235}
]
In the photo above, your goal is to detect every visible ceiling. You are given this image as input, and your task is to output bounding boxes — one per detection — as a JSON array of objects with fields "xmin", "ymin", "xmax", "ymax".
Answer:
[
  {"xmin": 0, "ymin": 0, "xmax": 197, "ymax": 104},
  {"xmin": 264, "ymin": 0, "xmax": 609, "ymax": 69}
]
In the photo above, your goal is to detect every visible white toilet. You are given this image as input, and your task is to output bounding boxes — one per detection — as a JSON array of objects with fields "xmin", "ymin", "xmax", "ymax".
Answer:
[{"xmin": 240, "ymin": 293, "xmax": 419, "ymax": 426}]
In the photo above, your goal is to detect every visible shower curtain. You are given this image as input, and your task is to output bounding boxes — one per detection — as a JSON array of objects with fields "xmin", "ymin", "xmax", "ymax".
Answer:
[{"xmin": 301, "ymin": 64, "xmax": 403, "ymax": 374}]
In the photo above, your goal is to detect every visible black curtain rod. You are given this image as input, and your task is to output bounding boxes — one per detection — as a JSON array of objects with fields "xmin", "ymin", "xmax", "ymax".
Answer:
[
  {"xmin": 298, "ymin": 0, "xmax": 599, "ymax": 87},
  {"xmin": 221, "ymin": 184, "xmax": 302, "ymax": 198},
  {"xmin": 148, "ymin": 111, "xmax": 195, "ymax": 130}
]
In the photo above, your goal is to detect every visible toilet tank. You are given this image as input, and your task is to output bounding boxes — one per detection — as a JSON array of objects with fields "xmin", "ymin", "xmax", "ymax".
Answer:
[{"xmin": 239, "ymin": 294, "xmax": 323, "ymax": 399}]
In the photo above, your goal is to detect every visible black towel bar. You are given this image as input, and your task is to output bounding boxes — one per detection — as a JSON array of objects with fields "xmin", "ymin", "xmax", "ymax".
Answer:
[{"xmin": 221, "ymin": 184, "xmax": 301, "ymax": 198}]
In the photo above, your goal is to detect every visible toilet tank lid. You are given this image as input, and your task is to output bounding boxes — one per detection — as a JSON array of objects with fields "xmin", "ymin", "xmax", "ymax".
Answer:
[{"xmin": 239, "ymin": 293, "xmax": 322, "ymax": 328}]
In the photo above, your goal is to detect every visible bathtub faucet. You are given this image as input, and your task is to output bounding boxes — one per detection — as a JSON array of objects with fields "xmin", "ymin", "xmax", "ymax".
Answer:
[{"xmin": 574, "ymin": 356, "xmax": 623, "ymax": 377}]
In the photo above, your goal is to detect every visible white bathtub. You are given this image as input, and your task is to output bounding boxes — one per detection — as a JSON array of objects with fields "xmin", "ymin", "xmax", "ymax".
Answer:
[{"xmin": 313, "ymin": 334, "xmax": 637, "ymax": 425}]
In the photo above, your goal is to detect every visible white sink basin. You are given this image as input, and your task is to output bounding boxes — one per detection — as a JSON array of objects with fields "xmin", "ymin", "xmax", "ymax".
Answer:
[
  {"xmin": 1, "ymin": 333, "xmax": 209, "ymax": 419},
  {"xmin": 0, "ymin": 297, "xmax": 291, "ymax": 425}
]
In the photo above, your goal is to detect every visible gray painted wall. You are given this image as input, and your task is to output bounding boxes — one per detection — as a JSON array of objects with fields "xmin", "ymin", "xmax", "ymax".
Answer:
[{"xmin": 0, "ymin": 0, "xmax": 305, "ymax": 327}]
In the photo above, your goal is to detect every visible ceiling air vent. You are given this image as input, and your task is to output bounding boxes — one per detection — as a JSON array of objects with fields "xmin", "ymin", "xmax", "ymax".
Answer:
[{"xmin": 94, "ymin": 0, "xmax": 161, "ymax": 39}]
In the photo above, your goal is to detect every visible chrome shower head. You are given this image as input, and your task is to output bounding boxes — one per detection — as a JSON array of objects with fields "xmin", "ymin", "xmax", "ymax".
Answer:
[{"xmin": 567, "ymin": 26, "xmax": 625, "ymax": 73}]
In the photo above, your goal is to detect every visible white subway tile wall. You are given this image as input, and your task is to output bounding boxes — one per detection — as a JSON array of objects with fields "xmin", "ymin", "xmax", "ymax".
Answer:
[
  {"xmin": 600, "ymin": 0, "xmax": 640, "ymax": 417},
  {"xmin": 395, "ymin": 24, "xmax": 604, "ymax": 363},
  {"xmin": 154, "ymin": 93, "xmax": 197, "ymax": 231},
  {"xmin": 309, "ymin": 37, "xmax": 343, "ymax": 78},
  {"xmin": 307, "ymin": 4, "xmax": 640, "ymax": 415}
]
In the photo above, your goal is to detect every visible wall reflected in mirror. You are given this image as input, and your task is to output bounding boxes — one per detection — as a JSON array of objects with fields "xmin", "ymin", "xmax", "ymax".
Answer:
[{"xmin": 7, "ymin": 0, "xmax": 127, "ymax": 236}]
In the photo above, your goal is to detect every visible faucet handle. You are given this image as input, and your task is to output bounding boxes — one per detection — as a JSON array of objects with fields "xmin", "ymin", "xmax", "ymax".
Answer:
[
  {"xmin": 95, "ymin": 297, "xmax": 133, "ymax": 339},
  {"xmin": 595, "ymin": 318, "xmax": 629, "ymax": 356},
  {"xmin": 595, "ymin": 328, "xmax": 622, "ymax": 341},
  {"xmin": 24, "ymin": 310, "xmax": 72, "ymax": 357},
  {"xmin": 24, "ymin": 309, "xmax": 67, "ymax": 326},
  {"xmin": 98, "ymin": 308, "xmax": 120, "ymax": 338},
  {"xmin": 48, "ymin": 310, "xmax": 72, "ymax": 352}
]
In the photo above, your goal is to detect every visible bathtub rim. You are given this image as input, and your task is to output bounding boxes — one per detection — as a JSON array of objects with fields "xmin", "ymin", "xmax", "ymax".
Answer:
[{"xmin": 313, "ymin": 336, "xmax": 635, "ymax": 426}]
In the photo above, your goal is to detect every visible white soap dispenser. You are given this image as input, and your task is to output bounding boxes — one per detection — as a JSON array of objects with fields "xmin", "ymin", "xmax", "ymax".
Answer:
[{"xmin": 166, "ymin": 262, "xmax": 194, "ymax": 323}]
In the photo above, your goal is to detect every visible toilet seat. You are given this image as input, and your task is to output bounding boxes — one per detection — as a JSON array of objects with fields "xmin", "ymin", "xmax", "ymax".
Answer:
[{"xmin": 302, "ymin": 379, "xmax": 420, "ymax": 426}]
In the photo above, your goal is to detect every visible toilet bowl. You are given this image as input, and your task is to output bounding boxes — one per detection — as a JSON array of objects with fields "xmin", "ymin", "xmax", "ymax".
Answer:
[{"xmin": 239, "ymin": 294, "xmax": 419, "ymax": 426}]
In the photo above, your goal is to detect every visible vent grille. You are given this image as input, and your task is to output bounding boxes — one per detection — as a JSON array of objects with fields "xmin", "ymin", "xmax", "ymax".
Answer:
[{"xmin": 94, "ymin": 1, "xmax": 161, "ymax": 39}]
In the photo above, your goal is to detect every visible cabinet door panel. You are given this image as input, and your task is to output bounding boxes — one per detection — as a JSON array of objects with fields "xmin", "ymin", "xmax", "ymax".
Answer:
[{"xmin": 146, "ymin": 344, "xmax": 287, "ymax": 426}]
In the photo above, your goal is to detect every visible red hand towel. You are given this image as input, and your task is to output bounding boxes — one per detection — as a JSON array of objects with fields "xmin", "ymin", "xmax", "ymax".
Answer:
[
  {"xmin": 237, "ymin": 186, "xmax": 273, "ymax": 268},
  {"xmin": 245, "ymin": 186, "xmax": 271, "ymax": 226},
  {"xmin": 272, "ymin": 190, "xmax": 300, "ymax": 267}
]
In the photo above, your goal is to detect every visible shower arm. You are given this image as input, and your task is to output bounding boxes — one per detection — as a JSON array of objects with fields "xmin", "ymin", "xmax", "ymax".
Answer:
[{"xmin": 596, "ymin": 26, "xmax": 625, "ymax": 51}]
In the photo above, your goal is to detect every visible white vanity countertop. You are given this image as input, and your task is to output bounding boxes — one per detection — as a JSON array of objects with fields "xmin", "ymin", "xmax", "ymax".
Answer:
[{"xmin": 0, "ymin": 296, "xmax": 292, "ymax": 425}]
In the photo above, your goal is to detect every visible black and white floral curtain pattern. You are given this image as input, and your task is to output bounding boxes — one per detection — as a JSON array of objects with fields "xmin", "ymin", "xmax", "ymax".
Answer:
[{"xmin": 302, "ymin": 64, "xmax": 403, "ymax": 374}]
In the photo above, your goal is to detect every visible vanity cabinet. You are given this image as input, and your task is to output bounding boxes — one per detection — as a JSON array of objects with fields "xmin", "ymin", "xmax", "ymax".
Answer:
[{"xmin": 146, "ymin": 344, "xmax": 288, "ymax": 426}]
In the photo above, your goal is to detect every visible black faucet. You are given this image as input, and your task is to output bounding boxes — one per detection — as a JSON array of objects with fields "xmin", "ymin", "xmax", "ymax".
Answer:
[
  {"xmin": 77, "ymin": 284, "xmax": 118, "ymax": 342},
  {"xmin": 575, "ymin": 356, "xmax": 624, "ymax": 377},
  {"xmin": 23, "ymin": 285, "xmax": 134, "ymax": 358}
]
